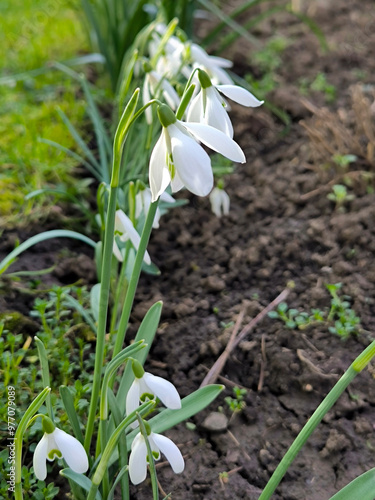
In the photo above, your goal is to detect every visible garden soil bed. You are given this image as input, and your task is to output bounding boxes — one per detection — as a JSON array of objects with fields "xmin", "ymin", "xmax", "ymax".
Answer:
[{"xmin": 2, "ymin": 0, "xmax": 375, "ymax": 499}]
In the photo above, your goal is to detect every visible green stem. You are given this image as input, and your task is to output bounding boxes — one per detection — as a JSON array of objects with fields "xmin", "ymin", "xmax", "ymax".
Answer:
[
  {"xmin": 14, "ymin": 388, "xmax": 50, "ymax": 500},
  {"xmin": 258, "ymin": 340, "xmax": 375, "ymax": 500},
  {"xmin": 138, "ymin": 417, "xmax": 159, "ymax": 500},
  {"xmin": 109, "ymin": 243, "xmax": 130, "ymax": 335},
  {"xmin": 84, "ymin": 185, "xmax": 118, "ymax": 454},
  {"xmin": 112, "ymin": 200, "xmax": 159, "ymax": 358},
  {"xmin": 87, "ymin": 401, "xmax": 155, "ymax": 500}
]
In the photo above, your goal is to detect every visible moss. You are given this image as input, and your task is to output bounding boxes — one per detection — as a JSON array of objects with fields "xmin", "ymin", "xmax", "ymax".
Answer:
[{"xmin": 0, "ymin": 311, "xmax": 39, "ymax": 335}]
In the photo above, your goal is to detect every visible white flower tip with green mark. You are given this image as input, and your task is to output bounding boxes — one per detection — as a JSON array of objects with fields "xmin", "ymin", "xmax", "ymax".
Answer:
[
  {"xmin": 129, "ymin": 431, "xmax": 184, "ymax": 485},
  {"xmin": 33, "ymin": 428, "xmax": 88, "ymax": 481},
  {"xmin": 126, "ymin": 371, "xmax": 181, "ymax": 428}
]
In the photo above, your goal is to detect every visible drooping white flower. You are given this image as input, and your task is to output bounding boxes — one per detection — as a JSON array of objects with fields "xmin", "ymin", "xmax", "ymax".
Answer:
[
  {"xmin": 187, "ymin": 70, "xmax": 264, "ymax": 138},
  {"xmin": 129, "ymin": 431, "xmax": 184, "ymax": 485},
  {"xmin": 150, "ymin": 24, "xmax": 191, "ymax": 80},
  {"xmin": 33, "ymin": 422, "xmax": 88, "ymax": 481},
  {"xmin": 209, "ymin": 187, "xmax": 230, "ymax": 217},
  {"xmin": 135, "ymin": 187, "xmax": 175, "ymax": 229},
  {"xmin": 150, "ymin": 104, "xmax": 246, "ymax": 202},
  {"xmin": 126, "ymin": 369, "xmax": 181, "ymax": 427},
  {"xmin": 113, "ymin": 210, "xmax": 151, "ymax": 265},
  {"xmin": 190, "ymin": 43, "xmax": 234, "ymax": 85},
  {"xmin": 143, "ymin": 68, "xmax": 180, "ymax": 124}
]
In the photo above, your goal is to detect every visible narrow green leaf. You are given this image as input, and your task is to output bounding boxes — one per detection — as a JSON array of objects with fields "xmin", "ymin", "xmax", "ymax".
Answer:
[
  {"xmin": 107, "ymin": 465, "xmax": 129, "ymax": 500},
  {"xmin": 35, "ymin": 337, "xmax": 53, "ymax": 420},
  {"xmin": 0, "ymin": 230, "xmax": 96, "ymax": 275},
  {"xmin": 63, "ymin": 294, "xmax": 98, "ymax": 335},
  {"xmin": 328, "ymin": 468, "xmax": 375, "ymax": 500},
  {"xmin": 57, "ymin": 108, "xmax": 102, "ymax": 171},
  {"xmin": 126, "ymin": 385, "xmax": 224, "ymax": 446},
  {"xmin": 59, "ymin": 386, "xmax": 84, "ymax": 444},
  {"xmin": 60, "ymin": 469, "xmax": 102, "ymax": 500},
  {"xmin": 90, "ymin": 283, "xmax": 101, "ymax": 324},
  {"xmin": 38, "ymin": 138, "xmax": 101, "ymax": 180}
]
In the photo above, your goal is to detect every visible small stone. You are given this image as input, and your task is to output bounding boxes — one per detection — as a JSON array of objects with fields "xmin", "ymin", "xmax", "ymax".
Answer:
[
  {"xmin": 202, "ymin": 275, "xmax": 226, "ymax": 292},
  {"xmin": 201, "ymin": 412, "xmax": 228, "ymax": 432},
  {"xmin": 259, "ymin": 449, "xmax": 273, "ymax": 466}
]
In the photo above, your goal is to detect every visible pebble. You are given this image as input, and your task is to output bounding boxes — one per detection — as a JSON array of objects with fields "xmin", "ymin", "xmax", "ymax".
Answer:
[{"xmin": 201, "ymin": 412, "xmax": 228, "ymax": 432}]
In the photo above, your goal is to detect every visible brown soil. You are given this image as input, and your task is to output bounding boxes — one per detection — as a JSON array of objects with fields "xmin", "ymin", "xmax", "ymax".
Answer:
[{"xmin": 2, "ymin": 1, "xmax": 375, "ymax": 499}]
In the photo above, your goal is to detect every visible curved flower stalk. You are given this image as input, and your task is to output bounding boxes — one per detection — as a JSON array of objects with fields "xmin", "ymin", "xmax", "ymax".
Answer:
[
  {"xmin": 187, "ymin": 70, "xmax": 264, "ymax": 138},
  {"xmin": 209, "ymin": 186, "xmax": 230, "ymax": 217},
  {"xmin": 126, "ymin": 360, "xmax": 181, "ymax": 428},
  {"xmin": 150, "ymin": 104, "xmax": 246, "ymax": 202},
  {"xmin": 135, "ymin": 187, "xmax": 175, "ymax": 229},
  {"xmin": 33, "ymin": 417, "xmax": 88, "ymax": 480},
  {"xmin": 113, "ymin": 209, "xmax": 151, "ymax": 265},
  {"xmin": 129, "ymin": 431, "xmax": 184, "ymax": 485}
]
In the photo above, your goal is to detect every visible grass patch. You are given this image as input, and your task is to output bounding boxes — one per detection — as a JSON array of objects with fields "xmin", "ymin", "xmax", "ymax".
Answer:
[{"xmin": 0, "ymin": 0, "xmax": 90, "ymax": 222}]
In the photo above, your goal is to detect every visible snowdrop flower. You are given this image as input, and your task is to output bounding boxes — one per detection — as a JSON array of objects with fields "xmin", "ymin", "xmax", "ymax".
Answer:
[
  {"xmin": 190, "ymin": 43, "xmax": 234, "ymax": 85},
  {"xmin": 113, "ymin": 210, "xmax": 151, "ymax": 265},
  {"xmin": 33, "ymin": 417, "xmax": 88, "ymax": 480},
  {"xmin": 129, "ymin": 430, "xmax": 184, "ymax": 485},
  {"xmin": 209, "ymin": 186, "xmax": 230, "ymax": 218},
  {"xmin": 142, "ymin": 64, "xmax": 180, "ymax": 124},
  {"xmin": 187, "ymin": 69, "xmax": 264, "ymax": 138},
  {"xmin": 150, "ymin": 24, "xmax": 191, "ymax": 80},
  {"xmin": 135, "ymin": 187, "xmax": 175, "ymax": 229},
  {"xmin": 126, "ymin": 360, "xmax": 181, "ymax": 428},
  {"xmin": 150, "ymin": 104, "xmax": 245, "ymax": 202}
]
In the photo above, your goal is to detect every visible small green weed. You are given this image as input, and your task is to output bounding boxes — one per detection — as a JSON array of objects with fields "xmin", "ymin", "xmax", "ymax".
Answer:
[
  {"xmin": 245, "ymin": 36, "xmax": 290, "ymax": 99},
  {"xmin": 0, "ymin": 285, "xmax": 95, "ymax": 426},
  {"xmin": 299, "ymin": 72, "xmax": 336, "ymax": 103},
  {"xmin": 327, "ymin": 184, "xmax": 355, "ymax": 211},
  {"xmin": 268, "ymin": 283, "xmax": 360, "ymax": 339},
  {"xmin": 224, "ymin": 386, "xmax": 247, "ymax": 413}
]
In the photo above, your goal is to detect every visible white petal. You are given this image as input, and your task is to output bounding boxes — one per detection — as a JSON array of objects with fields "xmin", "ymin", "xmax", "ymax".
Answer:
[
  {"xmin": 161, "ymin": 80, "xmax": 180, "ymax": 110},
  {"xmin": 143, "ymin": 78, "xmax": 152, "ymax": 124},
  {"xmin": 159, "ymin": 191, "xmax": 175, "ymax": 204},
  {"xmin": 126, "ymin": 379, "xmax": 141, "ymax": 416},
  {"xmin": 170, "ymin": 171, "xmax": 185, "ymax": 194},
  {"xmin": 210, "ymin": 188, "xmax": 230, "ymax": 217},
  {"xmin": 216, "ymin": 85, "xmax": 264, "ymax": 107},
  {"xmin": 113, "ymin": 241, "xmax": 124, "ymax": 262},
  {"xmin": 129, "ymin": 435, "xmax": 148, "ymax": 485},
  {"xmin": 149, "ymin": 129, "xmax": 171, "ymax": 202},
  {"xmin": 143, "ymin": 372, "xmax": 181, "ymax": 410},
  {"xmin": 126, "ymin": 379, "xmax": 142, "ymax": 429},
  {"xmin": 221, "ymin": 190, "xmax": 230, "ymax": 215},
  {"xmin": 208, "ymin": 55, "xmax": 233, "ymax": 69},
  {"xmin": 168, "ymin": 124, "xmax": 213, "ymax": 196},
  {"xmin": 53, "ymin": 428, "xmax": 88, "ymax": 474},
  {"xmin": 210, "ymin": 66, "xmax": 234, "ymax": 85},
  {"xmin": 186, "ymin": 92, "xmax": 204, "ymax": 123},
  {"xmin": 150, "ymin": 433, "xmax": 185, "ymax": 474},
  {"xmin": 33, "ymin": 434, "xmax": 49, "ymax": 480},
  {"xmin": 182, "ymin": 122, "xmax": 245, "ymax": 163},
  {"xmin": 115, "ymin": 210, "xmax": 151, "ymax": 265},
  {"xmin": 190, "ymin": 44, "xmax": 211, "ymax": 66},
  {"xmin": 205, "ymin": 87, "xmax": 233, "ymax": 138}
]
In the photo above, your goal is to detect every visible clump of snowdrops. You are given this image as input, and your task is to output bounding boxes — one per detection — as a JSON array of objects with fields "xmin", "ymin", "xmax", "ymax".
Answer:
[
  {"xmin": 3, "ymin": 17, "xmax": 375, "ymax": 500},
  {"xmin": 6, "ymin": 19, "xmax": 263, "ymax": 500}
]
